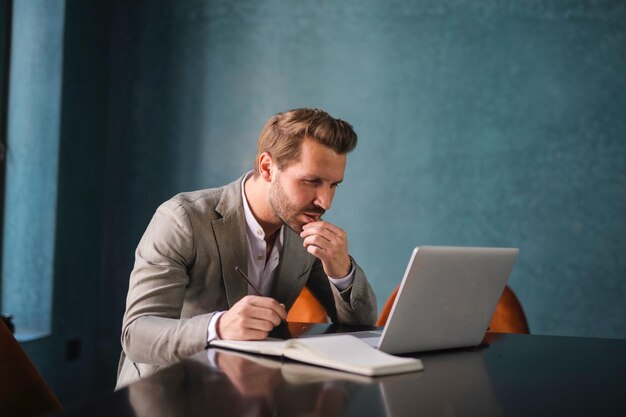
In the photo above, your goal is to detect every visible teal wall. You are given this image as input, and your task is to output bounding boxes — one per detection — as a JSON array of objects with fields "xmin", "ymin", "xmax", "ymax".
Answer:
[
  {"xmin": 2, "ymin": 0, "xmax": 625, "ymax": 406},
  {"xmin": 103, "ymin": 0, "xmax": 626, "ymax": 339},
  {"xmin": 2, "ymin": 0, "xmax": 110, "ymax": 404},
  {"xmin": 2, "ymin": 0, "xmax": 64, "ymax": 337}
]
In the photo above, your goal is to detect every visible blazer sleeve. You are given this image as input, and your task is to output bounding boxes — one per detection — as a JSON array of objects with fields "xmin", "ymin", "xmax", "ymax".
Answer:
[
  {"xmin": 120, "ymin": 199, "xmax": 214, "ymax": 366},
  {"xmin": 309, "ymin": 257, "xmax": 378, "ymax": 326}
]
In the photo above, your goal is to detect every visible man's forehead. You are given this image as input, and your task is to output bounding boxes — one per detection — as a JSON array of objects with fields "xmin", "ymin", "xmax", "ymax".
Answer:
[{"xmin": 284, "ymin": 157, "xmax": 346, "ymax": 183}]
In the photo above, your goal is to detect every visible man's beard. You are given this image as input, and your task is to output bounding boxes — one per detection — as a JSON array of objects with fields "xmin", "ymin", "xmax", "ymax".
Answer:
[{"xmin": 269, "ymin": 173, "xmax": 324, "ymax": 233}]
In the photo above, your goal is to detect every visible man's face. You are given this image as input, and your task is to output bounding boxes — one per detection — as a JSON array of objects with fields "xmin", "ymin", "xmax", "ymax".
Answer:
[{"xmin": 268, "ymin": 139, "xmax": 347, "ymax": 233}]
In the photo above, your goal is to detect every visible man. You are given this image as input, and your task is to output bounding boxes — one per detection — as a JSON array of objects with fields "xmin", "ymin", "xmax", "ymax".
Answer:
[{"xmin": 116, "ymin": 108, "xmax": 377, "ymax": 388}]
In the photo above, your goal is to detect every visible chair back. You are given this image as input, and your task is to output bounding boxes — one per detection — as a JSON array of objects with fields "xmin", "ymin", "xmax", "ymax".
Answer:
[
  {"xmin": 0, "ymin": 320, "xmax": 63, "ymax": 417},
  {"xmin": 286, "ymin": 287, "xmax": 328, "ymax": 323},
  {"xmin": 488, "ymin": 286, "xmax": 530, "ymax": 333},
  {"xmin": 376, "ymin": 285, "xmax": 530, "ymax": 334}
]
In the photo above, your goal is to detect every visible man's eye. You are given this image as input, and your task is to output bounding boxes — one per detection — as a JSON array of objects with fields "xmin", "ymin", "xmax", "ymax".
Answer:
[{"xmin": 331, "ymin": 183, "xmax": 340, "ymax": 189}]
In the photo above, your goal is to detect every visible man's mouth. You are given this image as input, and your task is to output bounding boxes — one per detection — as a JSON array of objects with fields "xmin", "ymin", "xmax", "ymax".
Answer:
[{"xmin": 302, "ymin": 211, "xmax": 324, "ymax": 223}]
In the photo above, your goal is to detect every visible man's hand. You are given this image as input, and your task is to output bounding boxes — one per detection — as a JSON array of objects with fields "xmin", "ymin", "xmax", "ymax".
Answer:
[
  {"xmin": 217, "ymin": 295, "xmax": 287, "ymax": 340},
  {"xmin": 300, "ymin": 221, "xmax": 351, "ymax": 278},
  {"xmin": 215, "ymin": 351, "xmax": 283, "ymax": 396}
]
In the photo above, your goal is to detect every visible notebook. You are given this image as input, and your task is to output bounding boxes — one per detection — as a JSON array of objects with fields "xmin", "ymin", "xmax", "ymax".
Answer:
[
  {"xmin": 208, "ymin": 348, "xmax": 378, "ymax": 384},
  {"xmin": 338, "ymin": 246, "xmax": 519, "ymax": 354},
  {"xmin": 210, "ymin": 334, "xmax": 423, "ymax": 376}
]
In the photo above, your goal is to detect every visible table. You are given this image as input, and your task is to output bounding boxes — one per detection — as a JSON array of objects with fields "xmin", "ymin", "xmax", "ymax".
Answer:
[{"xmin": 60, "ymin": 324, "xmax": 626, "ymax": 417}]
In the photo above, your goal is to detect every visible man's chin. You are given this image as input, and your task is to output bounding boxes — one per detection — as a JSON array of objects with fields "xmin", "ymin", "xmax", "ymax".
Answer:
[{"xmin": 278, "ymin": 217, "xmax": 305, "ymax": 234}]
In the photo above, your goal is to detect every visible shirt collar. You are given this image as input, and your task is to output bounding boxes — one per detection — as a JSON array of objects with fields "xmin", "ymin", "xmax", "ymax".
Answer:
[{"xmin": 241, "ymin": 171, "xmax": 283, "ymax": 244}]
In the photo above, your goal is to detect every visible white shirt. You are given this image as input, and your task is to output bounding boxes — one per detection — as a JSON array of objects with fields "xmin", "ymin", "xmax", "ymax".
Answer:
[
  {"xmin": 241, "ymin": 177, "xmax": 284, "ymax": 296},
  {"xmin": 207, "ymin": 173, "xmax": 354, "ymax": 341}
]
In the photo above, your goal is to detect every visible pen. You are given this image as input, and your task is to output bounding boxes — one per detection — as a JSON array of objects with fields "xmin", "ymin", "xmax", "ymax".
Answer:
[
  {"xmin": 235, "ymin": 266, "xmax": 288, "ymax": 325},
  {"xmin": 235, "ymin": 266, "xmax": 263, "ymax": 295}
]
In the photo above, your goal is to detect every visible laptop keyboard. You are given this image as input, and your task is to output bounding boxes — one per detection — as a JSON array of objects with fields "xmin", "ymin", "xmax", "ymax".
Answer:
[{"xmin": 348, "ymin": 330, "xmax": 383, "ymax": 348}]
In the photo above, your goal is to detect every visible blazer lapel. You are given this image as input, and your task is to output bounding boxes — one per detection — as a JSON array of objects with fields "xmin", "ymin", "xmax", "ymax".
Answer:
[
  {"xmin": 271, "ymin": 228, "xmax": 311, "ymax": 309},
  {"xmin": 213, "ymin": 177, "xmax": 248, "ymax": 308}
]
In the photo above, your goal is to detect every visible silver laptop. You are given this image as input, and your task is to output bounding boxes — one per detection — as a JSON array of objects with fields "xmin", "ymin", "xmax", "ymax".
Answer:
[{"xmin": 351, "ymin": 246, "xmax": 519, "ymax": 354}]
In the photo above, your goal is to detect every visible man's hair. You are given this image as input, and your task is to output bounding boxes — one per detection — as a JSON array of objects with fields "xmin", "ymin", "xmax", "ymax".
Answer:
[{"xmin": 254, "ymin": 108, "xmax": 357, "ymax": 174}]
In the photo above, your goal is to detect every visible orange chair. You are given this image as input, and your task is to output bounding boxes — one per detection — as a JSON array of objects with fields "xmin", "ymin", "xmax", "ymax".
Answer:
[
  {"xmin": 287, "ymin": 287, "xmax": 328, "ymax": 323},
  {"xmin": 0, "ymin": 319, "xmax": 63, "ymax": 417},
  {"xmin": 376, "ymin": 287, "xmax": 400, "ymax": 327},
  {"xmin": 488, "ymin": 286, "xmax": 530, "ymax": 333},
  {"xmin": 376, "ymin": 285, "xmax": 530, "ymax": 334}
]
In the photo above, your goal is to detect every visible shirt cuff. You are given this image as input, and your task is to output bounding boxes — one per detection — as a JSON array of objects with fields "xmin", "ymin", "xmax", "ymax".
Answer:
[
  {"xmin": 327, "ymin": 259, "xmax": 355, "ymax": 291},
  {"xmin": 207, "ymin": 311, "xmax": 225, "ymax": 343},
  {"xmin": 206, "ymin": 349, "xmax": 222, "ymax": 370}
]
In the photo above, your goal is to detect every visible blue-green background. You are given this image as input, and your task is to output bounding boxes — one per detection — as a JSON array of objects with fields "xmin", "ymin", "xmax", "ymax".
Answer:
[{"xmin": 1, "ymin": 0, "xmax": 625, "ymax": 406}]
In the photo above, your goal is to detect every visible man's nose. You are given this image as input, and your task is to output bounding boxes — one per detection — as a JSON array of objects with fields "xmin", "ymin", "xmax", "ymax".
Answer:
[{"xmin": 314, "ymin": 187, "xmax": 333, "ymax": 211}]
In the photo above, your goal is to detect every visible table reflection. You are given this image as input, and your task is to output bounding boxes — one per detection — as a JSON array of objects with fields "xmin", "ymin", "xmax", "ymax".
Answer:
[
  {"xmin": 378, "ymin": 350, "xmax": 501, "ymax": 417},
  {"xmin": 127, "ymin": 348, "xmax": 376, "ymax": 417},
  {"xmin": 126, "ymin": 339, "xmax": 500, "ymax": 417},
  {"xmin": 57, "ymin": 332, "xmax": 626, "ymax": 417}
]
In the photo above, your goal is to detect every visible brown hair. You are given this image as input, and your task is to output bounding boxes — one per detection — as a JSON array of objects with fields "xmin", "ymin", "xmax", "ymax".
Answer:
[{"xmin": 254, "ymin": 108, "xmax": 357, "ymax": 174}]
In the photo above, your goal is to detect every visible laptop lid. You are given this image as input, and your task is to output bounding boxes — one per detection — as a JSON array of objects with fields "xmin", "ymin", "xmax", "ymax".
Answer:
[{"xmin": 378, "ymin": 246, "xmax": 519, "ymax": 354}]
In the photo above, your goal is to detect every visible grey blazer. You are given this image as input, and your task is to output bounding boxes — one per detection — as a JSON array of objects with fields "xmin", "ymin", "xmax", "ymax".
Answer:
[{"xmin": 116, "ymin": 175, "xmax": 377, "ymax": 388}]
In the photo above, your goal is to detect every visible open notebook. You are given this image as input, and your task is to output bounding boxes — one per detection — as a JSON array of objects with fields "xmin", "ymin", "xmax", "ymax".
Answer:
[
  {"xmin": 209, "ymin": 347, "xmax": 376, "ymax": 385},
  {"xmin": 210, "ymin": 334, "xmax": 423, "ymax": 376}
]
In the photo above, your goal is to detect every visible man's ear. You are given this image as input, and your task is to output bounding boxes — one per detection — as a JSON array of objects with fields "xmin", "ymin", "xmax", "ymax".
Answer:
[{"xmin": 257, "ymin": 152, "xmax": 273, "ymax": 182}]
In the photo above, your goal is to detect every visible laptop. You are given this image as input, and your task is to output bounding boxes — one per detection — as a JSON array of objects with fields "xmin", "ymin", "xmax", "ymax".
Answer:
[{"xmin": 346, "ymin": 246, "xmax": 519, "ymax": 354}]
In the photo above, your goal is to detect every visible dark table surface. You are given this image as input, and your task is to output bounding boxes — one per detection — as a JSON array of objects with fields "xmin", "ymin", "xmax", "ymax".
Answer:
[{"xmin": 61, "ymin": 323, "xmax": 626, "ymax": 417}]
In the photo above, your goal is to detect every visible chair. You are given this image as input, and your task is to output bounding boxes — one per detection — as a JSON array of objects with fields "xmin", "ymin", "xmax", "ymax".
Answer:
[
  {"xmin": 288, "ymin": 283, "xmax": 529, "ymax": 334},
  {"xmin": 376, "ymin": 285, "xmax": 530, "ymax": 334},
  {"xmin": 0, "ymin": 319, "xmax": 63, "ymax": 417},
  {"xmin": 286, "ymin": 286, "xmax": 328, "ymax": 323},
  {"xmin": 488, "ymin": 286, "xmax": 530, "ymax": 333},
  {"xmin": 376, "ymin": 287, "xmax": 399, "ymax": 327}
]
